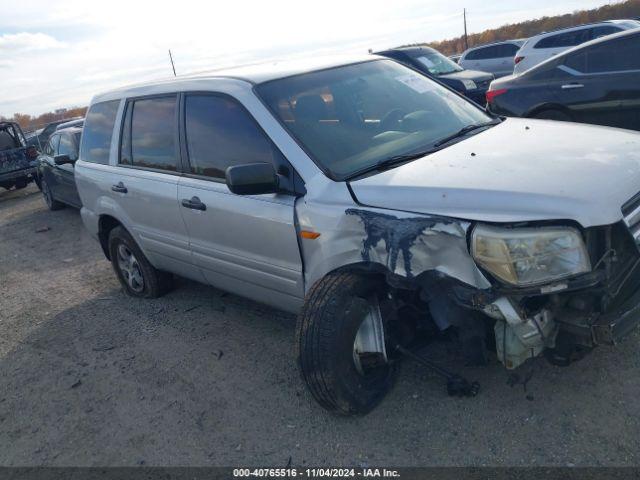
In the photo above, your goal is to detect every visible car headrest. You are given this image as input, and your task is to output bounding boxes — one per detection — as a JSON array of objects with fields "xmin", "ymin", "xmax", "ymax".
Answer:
[{"xmin": 294, "ymin": 95, "xmax": 328, "ymax": 122}]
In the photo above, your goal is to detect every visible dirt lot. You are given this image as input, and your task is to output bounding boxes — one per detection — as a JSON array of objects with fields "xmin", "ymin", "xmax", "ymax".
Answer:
[{"xmin": 1, "ymin": 184, "xmax": 639, "ymax": 467}]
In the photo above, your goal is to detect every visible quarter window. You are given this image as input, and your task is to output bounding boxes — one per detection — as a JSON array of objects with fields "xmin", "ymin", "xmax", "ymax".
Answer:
[
  {"xmin": 80, "ymin": 100, "xmax": 119, "ymax": 164},
  {"xmin": 184, "ymin": 94, "xmax": 283, "ymax": 179},
  {"xmin": 123, "ymin": 96, "xmax": 178, "ymax": 172}
]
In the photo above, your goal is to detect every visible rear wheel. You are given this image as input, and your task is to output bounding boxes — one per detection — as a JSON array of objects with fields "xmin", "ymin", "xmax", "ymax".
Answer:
[
  {"xmin": 108, "ymin": 226, "xmax": 173, "ymax": 298},
  {"xmin": 14, "ymin": 178, "xmax": 28, "ymax": 189},
  {"xmin": 41, "ymin": 178, "xmax": 64, "ymax": 210},
  {"xmin": 296, "ymin": 272, "xmax": 398, "ymax": 415},
  {"xmin": 532, "ymin": 109, "xmax": 572, "ymax": 122}
]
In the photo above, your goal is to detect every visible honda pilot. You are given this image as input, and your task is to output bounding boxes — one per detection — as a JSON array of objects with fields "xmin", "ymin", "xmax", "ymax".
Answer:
[{"xmin": 75, "ymin": 56, "xmax": 640, "ymax": 415}]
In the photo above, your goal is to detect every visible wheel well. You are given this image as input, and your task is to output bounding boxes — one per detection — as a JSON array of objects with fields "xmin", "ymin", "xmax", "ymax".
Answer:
[{"xmin": 98, "ymin": 215, "xmax": 122, "ymax": 260}]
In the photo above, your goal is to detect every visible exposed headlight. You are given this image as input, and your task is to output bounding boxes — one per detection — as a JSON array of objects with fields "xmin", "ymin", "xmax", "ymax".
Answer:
[
  {"xmin": 471, "ymin": 225, "xmax": 591, "ymax": 286},
  {"xmin": 461, "ymin": 79, "xmax": 477, "ymax": 90}
]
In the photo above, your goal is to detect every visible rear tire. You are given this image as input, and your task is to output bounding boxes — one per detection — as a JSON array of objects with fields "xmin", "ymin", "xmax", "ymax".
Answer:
[
  {"xmin": 532, "ymin": 109, "xmax": 572, "ymax": 122},
  {"xmin": 41, "ymin": 178, "xmax": 64, "ymax": 210},
  {"xmin": 14, "ymin": 178, "xmax": 28, "ymax": 189},
  {"xmin": 296, "ymin": 271, "xmax": 398, "ymax": 415},
  {"xmin": 108, "ymin": 226, "xmax": 173, "ymax": 298}
]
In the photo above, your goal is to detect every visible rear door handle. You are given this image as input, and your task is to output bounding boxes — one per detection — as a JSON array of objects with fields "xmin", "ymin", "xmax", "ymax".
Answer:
[
  {"xmin": 111, "ymin": 182, "xmax": 127, "ymax": 193},
  {"xmin": 181, "ymin": 196, "xmax": 206, "ymax": 211},
  {"xmin": 561, "ymin": 83, "xmax": 584, "ymax": 90}
]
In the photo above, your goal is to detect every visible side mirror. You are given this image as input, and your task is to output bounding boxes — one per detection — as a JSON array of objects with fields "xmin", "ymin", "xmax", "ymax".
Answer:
[
  {"xmin": 54, "ymin": 154, "xmax": 76, "ymax": 165},
  {"xmin": 225, "ymin": 163, "xmax": 280, "ymax": 195}
]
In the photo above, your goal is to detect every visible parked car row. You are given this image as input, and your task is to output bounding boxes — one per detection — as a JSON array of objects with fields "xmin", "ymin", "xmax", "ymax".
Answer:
[
  {"xmin": 487, "ymin": 28, "xmax": 640, "ymax": 131},
  {"xmin": 23, "ymin": 21, "xmax": 640, "ymax": 417},
  {"xmin": 0, "ymin": 121, "xmax": 39, "ymax": 190}
]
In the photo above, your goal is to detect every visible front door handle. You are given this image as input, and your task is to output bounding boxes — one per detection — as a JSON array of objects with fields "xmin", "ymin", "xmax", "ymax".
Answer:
[
  {"xmin": 181, "ymin": 196, "xmax": 206, "ymax": 211},
  {"xmin": 561, "ymin": 83, "xmax": 584, "ymax": 90},
  {"xmin": 111, "ymin": 182, "xmax": 128, "ymax": 193}
]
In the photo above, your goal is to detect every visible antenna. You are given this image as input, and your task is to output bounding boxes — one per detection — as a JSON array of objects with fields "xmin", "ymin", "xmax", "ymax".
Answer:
[
  {"xmin": 168, "ymin": 49, "xmax": 177, "ymax": 77},
  {"xmin": 463, "ymin": 9, "xmax": 469, "ymax": 50}
]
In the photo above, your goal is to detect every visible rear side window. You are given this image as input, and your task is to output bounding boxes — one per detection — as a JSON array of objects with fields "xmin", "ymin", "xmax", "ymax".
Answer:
[
  {"xmin": 120, "ymin": 96, "xmax": 178, "ymax": 172},
  {"xmin": 184, "ymin": 94, "xmax": 282, "ymax": 180},
  {"xmin": 585, "ymin": 35, "xmax": 640, "ymax": 73},
  {"xmin": 590, "ymin": 25, "xmax": 622, "ymax": 39},
  {"xmin": 467, "ymin": 43, "xmax": 519, "ymax": 60},
  {"xmin": 564, "ymin": 35, "xmax": 640, "ymax": 73},
  {"xmin": 80, "ymin": 100, "xmax": 119, "ymax": 164},
  {"xmin": 535, "ymin": 28, "xmax": 590, "ymax": 49}
]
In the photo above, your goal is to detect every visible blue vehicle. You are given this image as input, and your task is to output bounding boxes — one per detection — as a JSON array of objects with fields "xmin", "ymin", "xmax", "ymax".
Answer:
[{"xmin": 0, "ymin": 121, "xmax": 39, "ymax": 191}]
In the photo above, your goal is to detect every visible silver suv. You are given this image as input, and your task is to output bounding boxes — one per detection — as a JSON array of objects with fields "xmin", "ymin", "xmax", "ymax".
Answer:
[{"xmin": 76, "ymin": 55, "xmax": 640, "ymax": 415}]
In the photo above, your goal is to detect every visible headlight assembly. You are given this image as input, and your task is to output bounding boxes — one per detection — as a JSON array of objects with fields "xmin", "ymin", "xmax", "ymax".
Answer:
[{"xmin": 471, "ymin": 225, "xmax": 591, "ymax": 287}]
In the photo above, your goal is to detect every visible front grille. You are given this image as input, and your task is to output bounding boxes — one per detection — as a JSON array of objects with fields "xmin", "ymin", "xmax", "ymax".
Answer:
[{"xmin": 622, "ymin": 192, "xmax": 640, "ymax": 245}]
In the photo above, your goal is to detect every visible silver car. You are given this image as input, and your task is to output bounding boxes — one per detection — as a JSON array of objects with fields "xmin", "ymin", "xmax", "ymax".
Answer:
[{"xmin": 75, "ymin": 55, "xmax": 640, "ymax": 415}]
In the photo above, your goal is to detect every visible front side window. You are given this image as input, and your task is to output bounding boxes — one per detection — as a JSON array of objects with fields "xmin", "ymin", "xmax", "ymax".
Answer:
[
  {"xmin": 257, "ymin": 59, "xmax": 492, "ymax": 180},
  {"xmin": 80, "ymin": 100, "xmax": 120, "ymax": 164},
  {"xmin": 535, "ymin": 29, "xmax": 590, "ymax": 49},
  {"xmin": 184, "ymin": 94, "xmax": 283, "ymax": 179},
  {"xmin": 58, "ymin": 133, "xmax": 78, "ymax": 160},
  {"xmin": 125, "ymin": 96, "xmax": 177, "ymax": 171}
]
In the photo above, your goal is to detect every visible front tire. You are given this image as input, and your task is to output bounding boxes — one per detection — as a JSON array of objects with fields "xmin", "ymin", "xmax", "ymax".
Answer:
[
  {"xmin": 296, "ymin": 272, "xmax": 398, "ymax": 415},
  {"xmin": 108, "ymin": 226, "xmax": 173, "ymax": 298}
]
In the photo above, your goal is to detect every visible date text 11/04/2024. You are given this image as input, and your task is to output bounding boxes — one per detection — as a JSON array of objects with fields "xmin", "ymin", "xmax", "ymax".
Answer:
[{"xmin": 233, "ymin": 468, "xmax": 401, "ymax": 477}]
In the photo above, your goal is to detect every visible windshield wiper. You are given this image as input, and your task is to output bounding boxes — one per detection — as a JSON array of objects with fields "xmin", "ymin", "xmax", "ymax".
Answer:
[
  {"xmin": 345, "ymin": 146, "xmax": 442, "ymax": 180},
  {"xmin": 433, "ymin": 120, "xmax": 500, "ymax": 148}
]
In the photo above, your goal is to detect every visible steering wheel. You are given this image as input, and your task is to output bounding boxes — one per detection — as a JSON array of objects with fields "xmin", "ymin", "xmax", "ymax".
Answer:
[{"xmin": 380, "ymin": 109, "xmax": 407, "ymax": 132}]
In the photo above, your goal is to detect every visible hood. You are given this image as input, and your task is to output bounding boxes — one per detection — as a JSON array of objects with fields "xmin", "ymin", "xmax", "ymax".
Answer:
[
  {"xmin": 349, "ymin": 118, "xmax": 640, "ymax": 227},
  {"xmin": 439, "ymin": 69, "xmax": 493, "ymax": 83}
]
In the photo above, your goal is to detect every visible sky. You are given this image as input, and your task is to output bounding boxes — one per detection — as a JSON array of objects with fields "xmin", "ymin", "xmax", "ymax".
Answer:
[{"xmin": 0, "ymin": 0, "xmax": 616, "ymax": 117}]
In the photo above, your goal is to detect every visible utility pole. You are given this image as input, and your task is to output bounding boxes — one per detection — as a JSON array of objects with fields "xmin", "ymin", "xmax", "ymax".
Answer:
[
  {"xmin": 463, "ymin": 8, "xmax": 469, "ymax": 50},
  {"xmin": 168, "ymin": 49, "xmax": 177, "ymax": 77}
]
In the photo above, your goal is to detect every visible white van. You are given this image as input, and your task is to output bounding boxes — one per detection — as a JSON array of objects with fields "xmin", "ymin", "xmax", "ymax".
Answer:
[{"xmin": 513, "ymin": 19, "xmax": 640, "ymax": 74}]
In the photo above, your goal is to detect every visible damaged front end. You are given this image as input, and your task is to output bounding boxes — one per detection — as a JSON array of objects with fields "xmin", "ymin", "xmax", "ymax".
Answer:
[
  {"xmin": 464, "ymin": 220, "xmax": 640, "ymax": 369},
  {"xmin": 317, "ymin": 205, "xmax": 640, "ymax": 371}
]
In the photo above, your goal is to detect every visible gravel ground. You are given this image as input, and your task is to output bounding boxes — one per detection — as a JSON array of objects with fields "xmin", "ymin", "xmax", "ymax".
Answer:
[{"xmin": 1, "ymin": 184, "xmax": 639, "ymax": 467}]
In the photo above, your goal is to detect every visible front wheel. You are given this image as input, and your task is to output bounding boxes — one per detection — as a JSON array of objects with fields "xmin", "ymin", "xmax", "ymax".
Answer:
[{"xmin": 296, "ymin": 272, "xmax": 398, "ymax": 415}]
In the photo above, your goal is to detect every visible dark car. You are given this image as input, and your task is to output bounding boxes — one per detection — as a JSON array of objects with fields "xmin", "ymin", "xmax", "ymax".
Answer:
[
  {"xmin": 376, "ymin": 46, "xmax": 494, "ymax": 104},
  {"xmin": 37, "ymin": 127, "xmax": 82, "ymax": 210},
  {"xmin": 0, "ymin": 121, "xmax": 39, "ymax": 190},
  {"xmin": 486, "ymin": 29, "xmax": 640, "ymax": 131},
  {"xmin": 27, "ymin": 117, "xmax": 83, "ymax": 151}
]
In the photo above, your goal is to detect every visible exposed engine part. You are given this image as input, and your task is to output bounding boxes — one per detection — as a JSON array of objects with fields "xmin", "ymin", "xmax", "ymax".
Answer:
[
  {"xmin": 395, "ymin": 345, "xmax": 480, "ymax": 397},
  {"xmin": 352, "ymin": 295, "xmax": 388, "ymax": 375},
  {"xmin": 492, "ymin": 297, "xmax": 558, "ymax": 369}
]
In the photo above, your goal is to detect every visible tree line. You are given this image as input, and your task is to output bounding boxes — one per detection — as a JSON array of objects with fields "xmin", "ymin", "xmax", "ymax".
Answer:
[
  {"xmin": 422, "ymin": 0, "xmax": 640, "ymax": 55},
  {"xmin": 1, "ymin": 107, "xmax": 88, "ymax": 134},
  {"xmin": 3, "ymin": 0, "xmax": 640, "ymax": 125}
]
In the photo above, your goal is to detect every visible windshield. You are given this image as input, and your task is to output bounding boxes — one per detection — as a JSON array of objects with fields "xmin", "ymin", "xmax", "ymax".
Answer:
[
  {"xmin": 256, "ymin": 60, "xmax": 491, "ymax": 180},
  {"xmin": 413, "ymin": 51, "xmax": 463, "ymax": 75}
]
